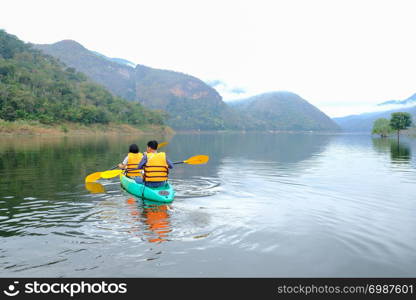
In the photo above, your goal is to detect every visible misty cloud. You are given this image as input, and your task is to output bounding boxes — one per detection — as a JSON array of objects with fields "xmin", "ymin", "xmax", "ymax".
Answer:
[{"xmin": 205, "ymin": 79, "xmax": 247, "ymax": 99}]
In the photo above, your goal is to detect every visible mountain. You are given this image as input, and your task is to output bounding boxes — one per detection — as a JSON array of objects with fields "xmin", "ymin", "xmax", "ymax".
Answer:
[
  {"xmin": 0, "ymin": 30, "xmax": 164, "ymax": 126},
  {"xmin": 35, "ymin": 40, "xmax": 138, "ymax": 101},
  {"xmin": 35, "ymin": 40, "xmax": 227, "ymax": 130},
  {"xmin": 378, "ymin": 93, "xmax": 416, "ymax": 106},
  {"xmin": 229, "ymin": 91, "xmax": 340, "ymax": 131},
  {"xmin": 333, "ymin": 106, "xmax": 416, "ymax": 132},
  {"xmin": 34, "ymin": 40, "xmax": 342, "ymax": 132},
  {"xmin": 334, "ymin": 93, "xmax": 416, "ymax": 132}
]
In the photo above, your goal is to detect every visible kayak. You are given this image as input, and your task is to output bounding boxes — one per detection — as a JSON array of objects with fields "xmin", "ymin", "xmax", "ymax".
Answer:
[{"xmin": 119, "ymin": 174, "xmax": 175, "ymax": 203}]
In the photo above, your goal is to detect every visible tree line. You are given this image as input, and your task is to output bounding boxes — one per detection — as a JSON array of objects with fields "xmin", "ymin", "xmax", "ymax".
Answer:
[{"xmin": 372, "ymin": 112, "xmax": 412, "ymax": 141}]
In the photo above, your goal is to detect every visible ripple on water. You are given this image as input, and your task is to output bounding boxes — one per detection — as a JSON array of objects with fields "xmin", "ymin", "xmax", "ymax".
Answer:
[{"xmin": 172, "ymin": 177, "xmax": 221, "ymax": 198}]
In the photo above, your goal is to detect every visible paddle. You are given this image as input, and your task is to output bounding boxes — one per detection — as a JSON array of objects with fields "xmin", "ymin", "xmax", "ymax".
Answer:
[
  {"xmin": 173, "ymin": 155, "xmax": 209, "ymax": 165},
  {"xmin": 85, "ymin": 166, "xmax": 118, "ymax": 183},
  {"xmin": 84, "ymin": 141, "xmax": 169, "ymax": 182},
  {"xmin": 85, "ymin": 182, "xmax": 106, "ymax": 194},
  {"xmin": 85, "ymin": 172, "xmax": 102, "ymax": 183},
  {"xmin": 157, "ymin": 142, "xmax": 168, "ymax": 149},
  {"xmin": 100, "ymin": 169, "xmax": 123, "ymax": 179}
]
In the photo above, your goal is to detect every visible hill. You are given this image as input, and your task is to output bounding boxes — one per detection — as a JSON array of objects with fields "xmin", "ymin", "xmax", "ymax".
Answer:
[
  {"xmin": 333, "ymin": 106, "xmax": 416, "ymax": 132},
  {"xmin": 35, "ymin": 40, "xmax": 227, "ymax": 130},
  {"xmin": 0, "ymin": 30, "xmax": 164, "ymax": 127},
  {"xmin": 229, "ymin": 92, "xmax": 340, "ymax": 131}
]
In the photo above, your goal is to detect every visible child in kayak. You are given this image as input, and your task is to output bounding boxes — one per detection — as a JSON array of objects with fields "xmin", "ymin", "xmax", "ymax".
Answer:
[
  {"xmin": 138, "ymin": 140, "xmax": 173, "ymax": 188},
  {"xmin": 118, "ymin": 144, "xmax": 144, "ymax": 184}
]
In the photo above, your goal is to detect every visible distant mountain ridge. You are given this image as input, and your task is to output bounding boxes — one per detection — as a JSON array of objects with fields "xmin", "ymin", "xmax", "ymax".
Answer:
[
  {"xmin": 378, "ymin": 93, "xmax": 416, "ymax": 106},
  {"xmin": 35, "ymin": 40, "xmax": 227, "ymax": 130},
  {"xmin": 229, "ymin": 92, "xmax": 340, "ymax": 131},
  {"xmin": 35, "ymin": 40, "xmax": 338, "ymax": 132},
  {"xmin": 334, "ymin": 93, "xmax": 416, "ymax": 132}
]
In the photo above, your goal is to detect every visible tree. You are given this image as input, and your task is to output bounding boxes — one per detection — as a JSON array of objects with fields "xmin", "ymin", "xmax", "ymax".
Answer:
[
  {"xmin": 390, "ymin": 112, "xmax": 412, "ymax": 142},
  {"xmin": 372, "ymin": 118, "xmax": 393, "ymax": 137}
]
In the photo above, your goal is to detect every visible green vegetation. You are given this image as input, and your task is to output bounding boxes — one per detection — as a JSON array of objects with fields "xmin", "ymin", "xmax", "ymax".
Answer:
[
  {"xmin": 372, "ymin": 118, "xmax": 393, "ymax": 137},
  {"xmin": 0, "ymin": 30, "xmax": 165, "ymax": 127},
  {"xmin": 36, "ymin": 41, "xmax": 226, "ymax": 130},
  {"xmin": 35, "ymin": 39, "xmax": 340, "ymax": 131},
  {"xmin": 229, "ymin": 92, "xmax": 340, "ymax": 131},
  {"xmin": 390, "ymin": 112, "xmax": 412, "ymax": 141}
]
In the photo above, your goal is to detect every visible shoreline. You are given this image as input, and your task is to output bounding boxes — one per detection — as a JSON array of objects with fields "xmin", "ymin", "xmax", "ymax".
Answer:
[{"xmin": 0, "ymin": 120, "xmax": 174, "ymax": 136}]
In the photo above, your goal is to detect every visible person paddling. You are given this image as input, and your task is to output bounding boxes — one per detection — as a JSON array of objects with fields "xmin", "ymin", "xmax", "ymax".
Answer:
[
  {"xmin": 118, "ymin": 144, "xmax": 144, "ymax": 183},
  {"xmin": 138, "ymin": 140, "xmax": 173, "ymax": 188}
]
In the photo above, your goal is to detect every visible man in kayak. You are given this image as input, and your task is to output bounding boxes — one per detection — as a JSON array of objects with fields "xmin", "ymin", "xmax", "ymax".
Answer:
[
  {"xmin": 138, "ymin": 140, "xmax": 173, "ymax": 188},
  {"xmin": 118, "ymin": 144, "xmax": 144, "ymax": 183}
]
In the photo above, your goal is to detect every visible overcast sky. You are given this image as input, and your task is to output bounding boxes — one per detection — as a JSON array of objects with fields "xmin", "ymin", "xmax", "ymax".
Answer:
[{"xmin": 2, "ymin": 0, "xmax": 416, "ymax": 117}]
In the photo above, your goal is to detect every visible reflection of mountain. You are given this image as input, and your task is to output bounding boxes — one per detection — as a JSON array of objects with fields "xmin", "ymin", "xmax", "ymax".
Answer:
[
  {"xmin": 0, "ymin": 135, "xmax": 167, "ymax": 200},
  {"xmin": 166, "ymin": 133, "xmax": 334, "ymax": 179}
]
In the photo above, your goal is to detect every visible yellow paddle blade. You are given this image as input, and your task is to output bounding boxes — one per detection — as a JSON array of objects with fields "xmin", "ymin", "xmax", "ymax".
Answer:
[
  {"xmin": 101, "ymin": 169, "xmax": 123, "ymax": 179},
  {"xmin": 85, "ymin": 182, "xmax": 106, "ymax": 194},
  {"xmin": 157, "ymin": 142, "xmax": 168, "ymax": 149},
  {"xmin": 184, "ymin": 155, "xmax": 209, "ymax": 165},
  {"xmin": 85, "ymin": 172, "xmax": 102, "ymax": 183}
]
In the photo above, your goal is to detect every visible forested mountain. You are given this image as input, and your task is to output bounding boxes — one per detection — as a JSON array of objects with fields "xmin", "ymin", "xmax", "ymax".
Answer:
[
  {"xmin": 36, "ymin": 40, "xmax": 138, "ymax": 101},
  {"xmin": 229, "ymin": 92, "xmax": 340, "ymax": 131},
  {"xmin": 0, "ymin": 30, "xmax": 164, "ymax": 126},
  {"xmin": 35, "ymin": 40, "xmax": 227, "ymax": 130}
]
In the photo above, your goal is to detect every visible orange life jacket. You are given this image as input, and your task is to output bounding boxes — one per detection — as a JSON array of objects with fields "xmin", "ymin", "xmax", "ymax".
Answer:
[
  {"xmin": 126, "ymin": 152, "xmax": 143, "ymax": 178},
  {"xmin": 143, "ymin": 152, "xmax": 169, "ymax": 182}
]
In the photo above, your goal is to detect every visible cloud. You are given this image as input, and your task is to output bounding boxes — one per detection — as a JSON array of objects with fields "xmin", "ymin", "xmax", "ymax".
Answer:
[
  {"xmin": 230, "ymin": 87, "xmax": 246, "ymax": 94},
  {"xmin": 205, "ymin": 80, "xmax": 224, "ymax": 88},
  {"xmin": 205, "ymin": 79, "xmax": 249, "ymax": 100}
]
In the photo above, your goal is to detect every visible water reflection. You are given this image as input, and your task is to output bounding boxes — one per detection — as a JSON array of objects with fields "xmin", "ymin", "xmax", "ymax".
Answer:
[
  {"xmin": 142, "ymin": 201, "xmax": 171, "ymax": 243},
  {"xmin": 2, "ymin": 133, "xmax": 416, "ymax": 277},
  {"xmin": 168, "ymin": 132, "xmax": 334, "ymax": 179},
  {"xmin": 125, "ymin": 197, "xmax": 171, "ymax": 243},
  {"xmin": 390, "ymin": 143, "xmax": 411, "ymax": 163},
  {"xmin": 371, "ymin": 137, "xmax": 412, "ymax": 164}
]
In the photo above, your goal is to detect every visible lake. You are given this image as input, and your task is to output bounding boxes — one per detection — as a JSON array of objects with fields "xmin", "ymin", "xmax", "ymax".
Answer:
[{"xmin": 0, "ymin": 132, "xmax": 415, "ymax": 277}]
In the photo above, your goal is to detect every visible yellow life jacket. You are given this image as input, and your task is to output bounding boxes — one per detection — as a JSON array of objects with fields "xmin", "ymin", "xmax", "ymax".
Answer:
[
  {"xmin": 126, "ymin": 152, "xmax": 143, "ymax": 178},
  {"xmin": 144, "ymin": 152, "xmax": 169, "ymax": 182}
]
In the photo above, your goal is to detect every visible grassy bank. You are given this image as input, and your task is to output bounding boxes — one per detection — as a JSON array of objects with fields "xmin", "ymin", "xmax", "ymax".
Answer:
[{"xmin": 0, "ymin": 119, "xmax": 174, "ymax": 136}]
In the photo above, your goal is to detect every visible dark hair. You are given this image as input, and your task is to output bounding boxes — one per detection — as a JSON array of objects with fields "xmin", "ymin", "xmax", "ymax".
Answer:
[
  {"xmin": 147, "ymin": 140, "xmax": 158, "ymax": 150},
  {"xmin": 129, "ymin": 144, "xmax": 139, "ymax": 153}
]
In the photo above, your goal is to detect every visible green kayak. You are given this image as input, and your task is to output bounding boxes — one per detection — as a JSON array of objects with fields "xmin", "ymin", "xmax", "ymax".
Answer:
[{"xmin": 120, "ymin": 174, "xmax": 175, "ymax": 203}]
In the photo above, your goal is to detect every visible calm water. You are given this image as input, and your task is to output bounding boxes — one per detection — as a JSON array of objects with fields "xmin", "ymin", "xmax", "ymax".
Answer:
[{"xmin": 0, "ymin": 133, "xmax": 415, "ymax": 277}]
